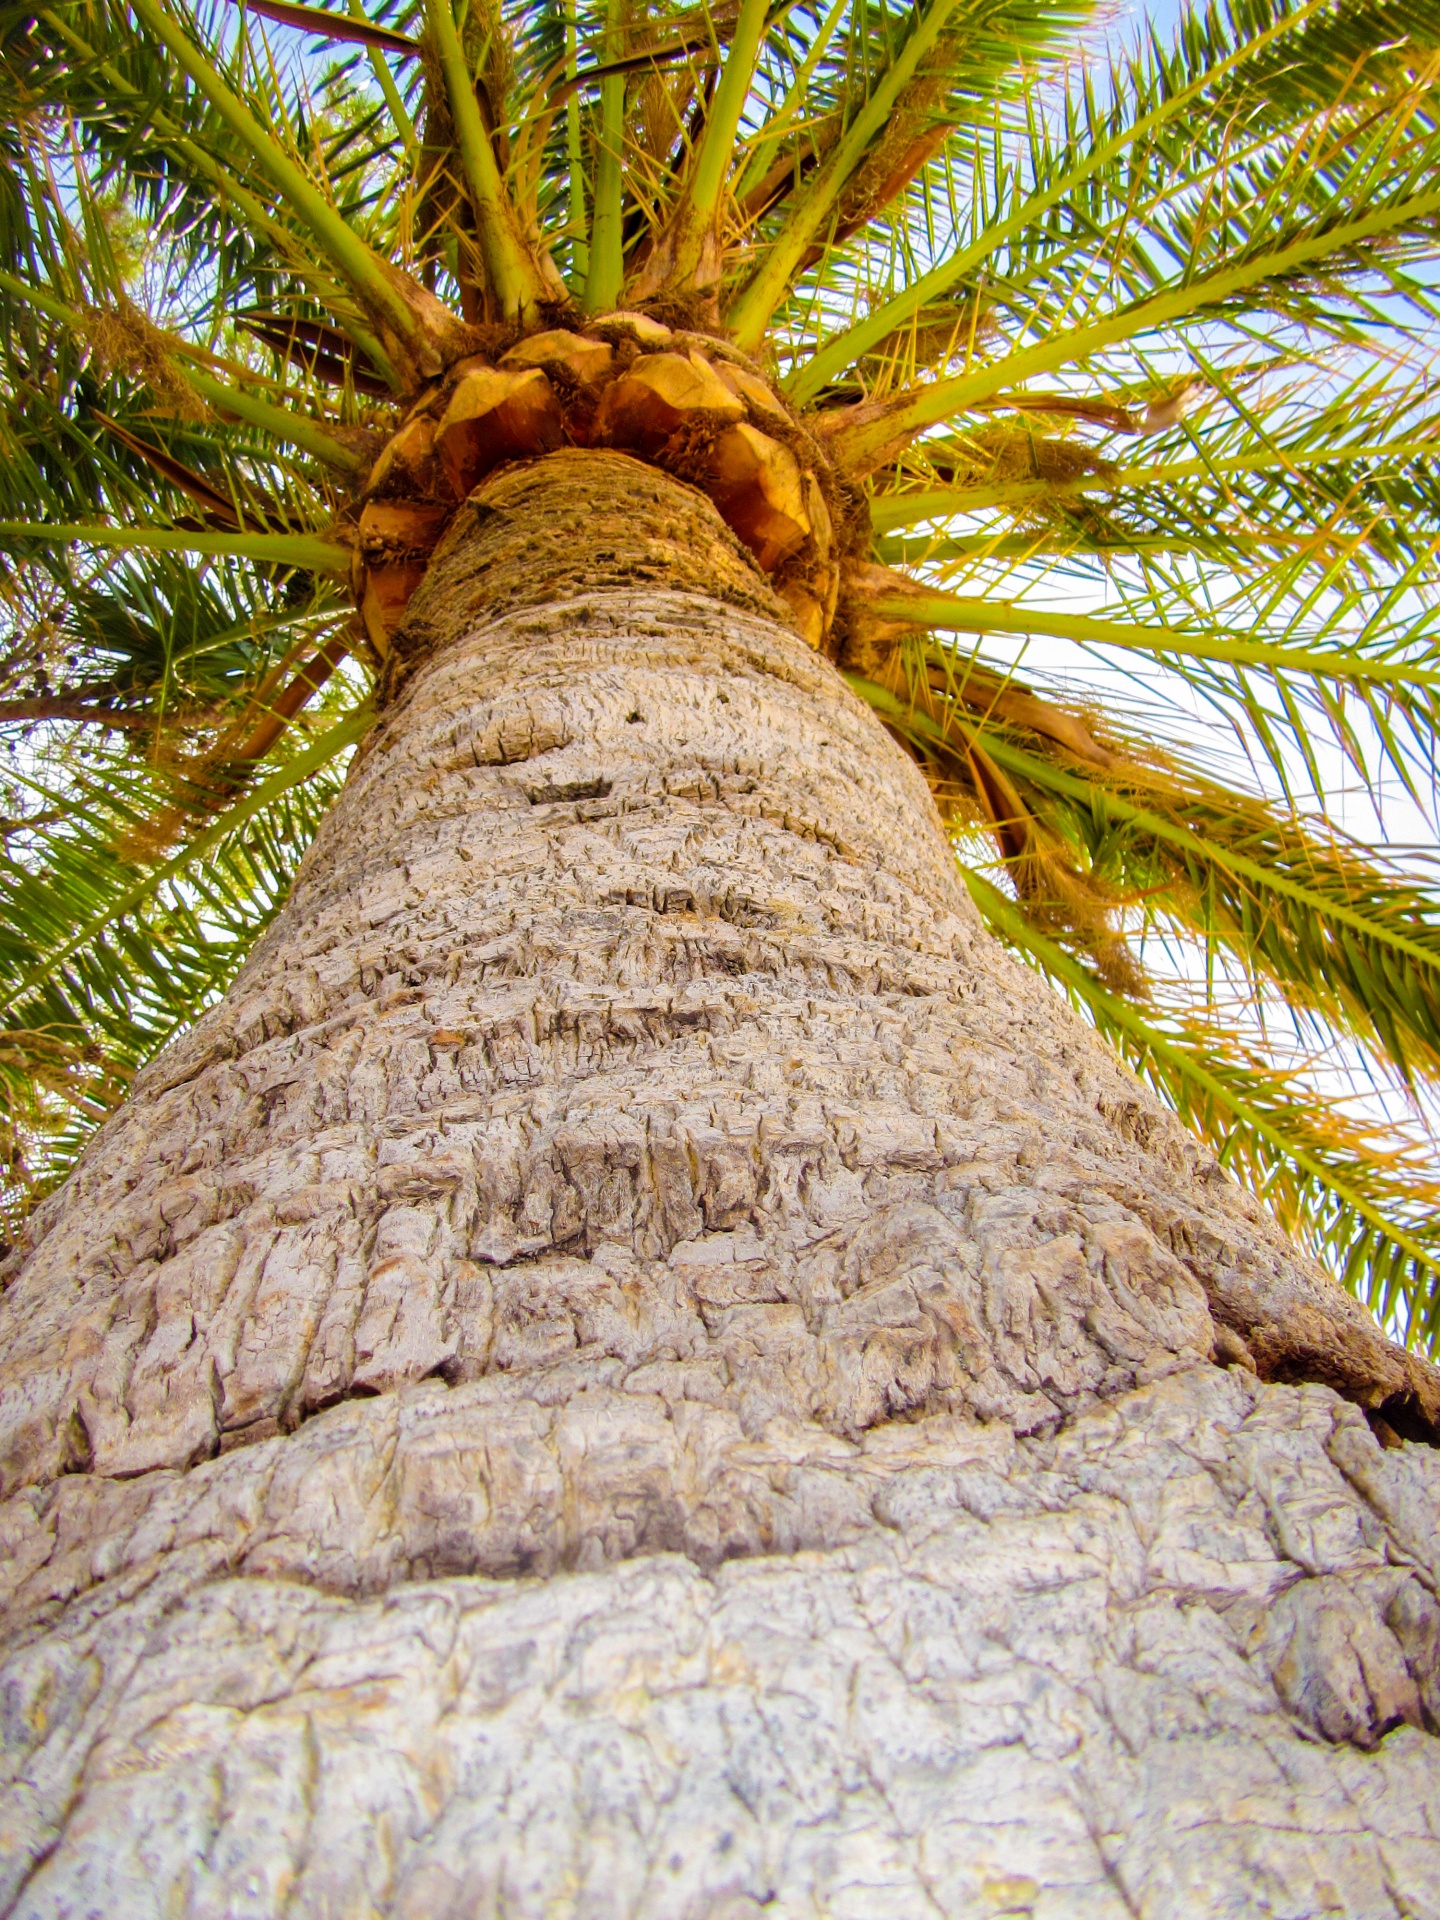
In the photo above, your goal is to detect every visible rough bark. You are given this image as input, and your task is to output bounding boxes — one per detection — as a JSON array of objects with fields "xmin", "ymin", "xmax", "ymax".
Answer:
[{"xmin": 1, "ymin": 453, "xmax": 1438, "ymax": 1916}]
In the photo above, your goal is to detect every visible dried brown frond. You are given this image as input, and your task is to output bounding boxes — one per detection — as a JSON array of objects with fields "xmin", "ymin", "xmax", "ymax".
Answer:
[
  {"xmin": 416, "ymin": 38, "xmax": 466, "ymax": 283},
  {"xmin": 922, "ymin": 421, "xmax": 1120, "ymax": 488},
  {"xmin": 914, "ymin": 723, "xmax": 1142, "ymax": 991},
  {"xmin": 83, "ymin": 296, "xmax": 207, "ymax": 419},
  {"xmin": 463, "ymin": 0, "xmax": 515, "ymax": 165},
  {"xmin": 630, "ymin": 30, "xmax": 698, "ymax": 165},
  {"xmin": 861, "ymin": 301, "xmax": 995, "ymax": 384}
]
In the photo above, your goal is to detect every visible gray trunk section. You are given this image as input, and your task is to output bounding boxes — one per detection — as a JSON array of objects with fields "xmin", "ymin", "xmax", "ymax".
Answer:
[{"xmin": 1, "ymin": 455, "xmax": 1436, "ymax": 1915}]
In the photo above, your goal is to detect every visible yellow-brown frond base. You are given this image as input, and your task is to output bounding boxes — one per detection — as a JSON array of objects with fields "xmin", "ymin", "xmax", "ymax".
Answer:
[{"xmin": 349, "ymin": 314, "xmax": 853, "ymax": 659}]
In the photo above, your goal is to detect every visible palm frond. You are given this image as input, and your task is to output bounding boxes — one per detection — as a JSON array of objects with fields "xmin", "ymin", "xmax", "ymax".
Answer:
[
  {"xmin": 0, "ymin": 699, "xmax": 366, "ymax": 1241},
  {"xmin": 855, "ymin": 657, "xmax": 1440, "ymax": 1096},
  {"xmin": 791, "ymin": 0, "xmax": 1440, "ymax": 404},
  {"xmin": 968, "ymin": 870, "xmax": 1440, "ymax": 1351}
]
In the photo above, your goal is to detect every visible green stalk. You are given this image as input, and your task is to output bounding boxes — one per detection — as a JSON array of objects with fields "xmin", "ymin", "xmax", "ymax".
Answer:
[
  {"xmin": 0, "ymin": 524, "xmax": 351, "ymax": 573},
  {"xmin": 734, "ymin": 0, "xmax": 847, "ymax": 201},
  {"xmin": 874, "ymin": 530, "xmax": 1286, "ymax": 563},
  {"xmin": 565, "ymin": 0, "xmax": 590, "ymax": 286},
  {"xmin": 0, "ymin": 267, "xmax": 79, "ymax": 331},
  {"xmin": 785, "ymin": 0, "xmax": 1335, "ymax": 401},
  {"xmin": 0, "ymin": 704, "xmax": 372, "ymax": 1018},
  {"xmin": 727, "ymin": 0, "xmax": 965, "ymax": 354},
  {"xmin": 836, "ymin": 184, "xmax": 1440, "ymax": 465},
  {"xmin": 351, "ymin": 0, "xmax": 420, "ymax": 151},
  {"xmin": 584, "ymin": 0, "xmax": 627, "ymax": 311},
  {"xmin": 861, "ymin": 587, "xmax": 1440, "ymax": 684},
  {"xmin": 422, "ymin": 0, "xmax": 550, "ymax": 319},
  {"xmin": 869, "ymin": 474, "xmax": 1165, "ymax": 533},
  {"xmin": 961, "ymin": 866, "xmax": 1439, "ymax": 1285},
  {"xmin": 129, "ymin": 0, "xmax": 423, "ymax": 351},
  {"xmin": 184, "ymin": 368, "xmax": 365, "ymax": 474},
  {"xmin": 690, "ymin": 0, "xmax": 770, "ymax": 211},
  {"xmin": 653, "ymin": 0, "xmax": 770, "ymax": 287}
]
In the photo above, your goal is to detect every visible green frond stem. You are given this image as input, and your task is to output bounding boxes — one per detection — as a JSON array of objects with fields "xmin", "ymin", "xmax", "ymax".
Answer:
[
  {"xmin": 0, "ymin": 267, "xmax": 81, "ymax": 333},
  {"xmin": 858, "ymin": 587, "xmax": 1440, "ymax": 687},
  {"xmin": 421, "ymin": 0, "xmax": 554, "ymax": 320},
  {"xmin": 182, "ymin": 369, "xmax": 367, "ymax": 475},
  {"xmin": 564, "ymin": 0, "xmax": 589, "ymax": 285},
  {"xmin": 0, "ymin": 705, "xmax": 372, "ymax": 1023},
  {"xmin": 348, "ymin": 0, "xmax": 420, "ymax": 151},
  {"xmin": 0, "ymin": 525, "xmax": 352, "ymax": 573},
  {"xmin": 830, "ymin": 181, "xmax": 1440, "ymax": 468},
  {"xmin": 583, "ymin": 0, "xmax": 627, "ymax": 312},
  {"xmin": 963, "ymin": 867, "xmax": 1440, "ymax": 1335},
  {"xmin": 726, "ymin": 0, "xmax": 968, "ymax": 355},
  {"xmin": 128, "ymin": 0, "xmax": 433, "ymax": 362},
  {"xmin": 876, "ymin": 531, "xmax": 1070, "ymax": 565},
  {"xmin": 733, "ymin": 0, "xmax": 848, "ymax": 203},
  {"xmin": 785, "ymin": 0, "xmax": 1360, "ymax": 403},
  {"xmin": 634, "ymin": 0, "xmax": 769, "ymax": 295},
  {"xmin": 874, "ymin": 530, "xmax": 1336, "ymax": 565}
]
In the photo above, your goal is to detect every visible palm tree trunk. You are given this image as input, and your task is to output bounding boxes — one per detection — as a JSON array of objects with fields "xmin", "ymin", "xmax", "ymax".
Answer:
[{"xmin": 2, "ymin": 452, "xmax": 1438, "ymax": 1916}]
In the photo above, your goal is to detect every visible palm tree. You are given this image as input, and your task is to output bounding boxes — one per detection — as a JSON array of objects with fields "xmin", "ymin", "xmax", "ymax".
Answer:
[{"xmin": 2, "ymin": 0, "xmax": 1440, "ymax": 1906}]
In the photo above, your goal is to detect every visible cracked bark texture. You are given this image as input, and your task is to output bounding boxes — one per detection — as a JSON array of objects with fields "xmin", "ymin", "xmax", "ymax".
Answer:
[{"xmin": 1, "ymin": 452, "xmax": 1438, "ymax": 1917}]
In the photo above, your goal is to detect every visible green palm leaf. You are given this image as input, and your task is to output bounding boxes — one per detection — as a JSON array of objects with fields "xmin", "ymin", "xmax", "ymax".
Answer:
[{"xmin": 0, "ymin": 699, "xmax": 365, "ymax": 1241}]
